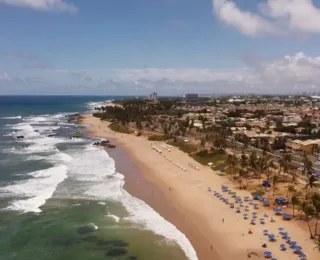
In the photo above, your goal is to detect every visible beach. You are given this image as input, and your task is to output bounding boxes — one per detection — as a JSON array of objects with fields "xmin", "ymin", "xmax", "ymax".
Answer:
[{"xmin": 83, "ymin": 113, "xmax": 320, "ymax": 260}]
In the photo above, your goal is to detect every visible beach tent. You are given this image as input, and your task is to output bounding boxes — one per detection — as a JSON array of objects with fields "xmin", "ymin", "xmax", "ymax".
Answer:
[{"xmin": 275, "ymin": 197, "xmax": 289, "ymax": 206}]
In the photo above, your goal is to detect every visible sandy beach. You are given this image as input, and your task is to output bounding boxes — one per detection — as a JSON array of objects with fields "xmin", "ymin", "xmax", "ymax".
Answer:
[{"xmin": 82, "ymin": 114, "xmax": 320, "ymax": 260}]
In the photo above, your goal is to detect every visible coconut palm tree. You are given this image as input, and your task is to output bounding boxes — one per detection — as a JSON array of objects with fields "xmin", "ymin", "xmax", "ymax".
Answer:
[
  {"xmin": 305, "ymin": 175, "xmax": 320, "ymax": 199},
  {"xmin": 272, "ymin": 175, "xmax": 279, "ymax": 196},
  {"xmin": 311, "ymin": 192, "xmax": 320, "ymax": 236},
  {"xmin": 291, "ymin": 194, "xmax": 300, "ymax": 217},
  {"xmin": 301, "ymin": 200, "xmax": 316, "ymax": 239}
]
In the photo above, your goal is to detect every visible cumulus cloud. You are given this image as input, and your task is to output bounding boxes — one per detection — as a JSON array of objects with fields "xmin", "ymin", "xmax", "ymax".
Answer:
[
  {"xmin": 3, "ymin": 52, "xmax": 320, "ymax": 94},
  {"xmin": 96, "ymin": 52, "xmax": 320, "ymax": 93},
  {"xmin": 212, "ymin": 0, "xmax": 320, "ymax": 36},
  {"xmin": 0, "ymin": 0, "xmax": 77, "ymax": 13}
]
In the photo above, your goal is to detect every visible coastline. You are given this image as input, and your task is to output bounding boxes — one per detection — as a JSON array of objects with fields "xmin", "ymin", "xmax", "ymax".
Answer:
[{"xmin": 82, "ymin": 114, "xmax": 320, "ymax": 260}]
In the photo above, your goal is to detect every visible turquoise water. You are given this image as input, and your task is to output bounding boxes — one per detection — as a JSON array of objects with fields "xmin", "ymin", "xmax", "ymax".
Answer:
[{"xmin": 0, "ymin": 96, "xmax": 193, "ymax": 260}]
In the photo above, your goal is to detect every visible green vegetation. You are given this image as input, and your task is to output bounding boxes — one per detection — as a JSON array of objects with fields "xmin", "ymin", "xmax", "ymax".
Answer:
[
  {"xmin": 167, "ymin": 140, "xmax": 197, "ymax": 154},
  {"xmin": 148, "ymin": 135, "xmax": 169, "ymax": 141},
  {"xmin": 190, "ymin": 150, "xmax": 227, "ymax": 170},
  {"xmin": 251, "ymin": 188, "xmax": 265, "ymax": 196},
  {"xmin": 109, "ymin": 123, "xmax": 133, "ymax": 134}
]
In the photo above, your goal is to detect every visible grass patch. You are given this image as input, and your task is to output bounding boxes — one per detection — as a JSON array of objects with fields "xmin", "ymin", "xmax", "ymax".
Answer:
[
  {"xmin": 251, "ymin": 188, "xmax": 265, "ymax": 196},
  {"xmin": 148, "ymin": 135, "xmax": 169, "ymax": 141},
  {"xmin": 167, "ymin": 140, "xmax": 197, "ymax": 154},
  {"xmin": 190, "ymin": 150, "xmax": 227, "ymax": 170},
  {"xmin": 109, "ymin": 123, "xmax": 134, "ymax": 134}
]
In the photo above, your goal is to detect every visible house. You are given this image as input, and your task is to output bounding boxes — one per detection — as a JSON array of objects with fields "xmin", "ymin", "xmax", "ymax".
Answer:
[{"xmin": 286, "ymin": 139, "xmax": 320, "ymax": 155}]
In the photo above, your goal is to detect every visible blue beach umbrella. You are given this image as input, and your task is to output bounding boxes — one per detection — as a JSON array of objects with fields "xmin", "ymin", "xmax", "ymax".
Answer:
[
  {"xmin": 278, "ymin": 227, "xmax": 284, "ymax": 231},
  {"xmin": 289, "ymin": 241, "xmax": 297, "ymax": 247},
  {"xmin": 264, "ymin": 251, "xmax": 272, "ymax": 257},
  {"xmin": 281, "ymin": 232, "xmax": 288, "ymax": 237},
  {"xmin": 271, "ymin": 258, "xmax": 277, "ymax": 260},
  {"xmin": 252, "ymin": 212, "xmax": 257, "ymax": 215},
  {"xmin": 280, "ymin": 244, "xmax": 286, "ymax": 250},
  {"xmin": 294, "ymin": 246, "xmax": 302, "ymax": 252},
  {"xmin": 268, "ymin": 234, "xmax": 275, "ymax": 240},
  {"xmin": 263, "ymin": 229, "xmax": 268, "ymax": 234},
  {"xmin": 252, "ymin": 194, "xmax": 261, "ymax": 200},
  {"xmin": 299, "ymin": 253, "xmax": 307, "ymax": 259}
]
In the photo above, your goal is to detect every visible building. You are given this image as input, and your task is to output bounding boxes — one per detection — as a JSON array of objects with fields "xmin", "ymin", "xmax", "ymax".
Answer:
[
  {"xmin": 149, "ymin": 92, "xmax": 158, "ymax": 102},
  {"xmin": 184, "ymin": 93, "xmax": 199, "ymax": 105}
]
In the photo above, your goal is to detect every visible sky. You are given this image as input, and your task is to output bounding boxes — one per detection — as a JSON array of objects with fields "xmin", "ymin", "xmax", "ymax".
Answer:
[{"xmin": 1, "ymin": 0, "xmax": 320, "ymax": 95}]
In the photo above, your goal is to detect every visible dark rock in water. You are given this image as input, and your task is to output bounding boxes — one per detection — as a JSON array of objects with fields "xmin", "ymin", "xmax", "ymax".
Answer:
[
  {"xmin": 81, "ymin": 236, "xmax": 99, "ymax": 242},
  {"xmin": 16, "ymin": 135, "xmax": 24, "ymax": 139},
  {"xmin": 108, "ymin": 240, "xmax": 129, "ymax": 247},
  {"xmin": 47, "ymin": 134, "xmax": 56, "ymax": 137},
  {"xmin": 105, "ymin": 247, "xmax": 128, "ymax": 257},
  {"xmin": 77, "ymin": 223, "xmax": 97, "ymax": 235}
]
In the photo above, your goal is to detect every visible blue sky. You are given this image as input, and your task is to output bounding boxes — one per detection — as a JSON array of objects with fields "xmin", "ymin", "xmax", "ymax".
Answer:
[{"xmin": 1, "ymin": 0, "xmax": 320, "ymax": 95}]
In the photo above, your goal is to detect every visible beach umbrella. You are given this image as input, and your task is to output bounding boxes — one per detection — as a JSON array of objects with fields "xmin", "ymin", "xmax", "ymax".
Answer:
[
  {"xmin": 263, "ymin": 229, "xmax": 269, "ymax": 235},
  {"xmin": 264, "ymin": 251, "xmax": 272, "ymax": 257},
  {"xmin": 281, "ymin": 232, "xmax": 288, "ymax": 238},
  {"xmin": 280, "ymin": 244, "xmax": 286, "ymax": 250},
  {"xmin": 299, "ymin": 253, "xmax": 307, "ymax": 259},
  {"xmin": 289, "ymin": 241, "xmax": 297, "ymax": 247},
  {"xmin": 253, "ymin": 204, "xmax": 259, "ymax": 209},
  {"xmin": 274, "ymin": 208, "xmax": 282, "ymax": 215},
  {"xmin": 268, "ymin": 234, "xmax": 276, "ymax": 241},
  {"xmin": 278, "ymin": 227, "xmax": 284, "ymax": 231},
  {"xmin": 244, "ymin": 196, "xmax": 249, "ymax": 201},
  {"xmin": 293, "ymin": 246, "xmax": 302, "ymax": 252},
  {"xmin": 263, "ymin": 200, "xmax": 270, "ymax": 206},
  {"xmin": 263, "ymin": 211, "xmax": 268, "ymax": 217},
  {"xmin": 270, "ymin": 258, "xmax": 277, "ymax": 260},
  {"xmin": 252, "ymin": 194, "xmax": 261, "ymax": 200},
  {"xmin": 285, "ymin": 236, "xmax": 291, "ymax": 242}
]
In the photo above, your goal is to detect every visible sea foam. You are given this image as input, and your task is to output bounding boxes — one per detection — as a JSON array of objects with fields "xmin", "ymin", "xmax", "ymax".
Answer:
[
  {"xmin": 2, "ymin": 165, "xmax": 68, "ymax": 213},
  {"xmin": 65, "ymin": 145, "xmax": 198, "ymax": 260}
]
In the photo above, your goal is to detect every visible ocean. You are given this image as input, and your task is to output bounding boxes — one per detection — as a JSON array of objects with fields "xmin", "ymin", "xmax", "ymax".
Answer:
[{"xmin": 0, "ymin": 96, "xmax": 196, "ymax": 260}]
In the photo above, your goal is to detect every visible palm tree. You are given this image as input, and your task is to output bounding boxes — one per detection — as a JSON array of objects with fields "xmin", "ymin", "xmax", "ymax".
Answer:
[
  {"xmin": 314, "ymin": 236, "xmax": 320, "ymax": 252},
  {"xmin": 291, "ymin": 194, "xmax": 300, "ymax": 217},
  {"xmin": 311, "ymin": 192, "xmax": 320, "ymax": 236},
  {"xmin": 272, "ymin": 175, "xmax": 279, "ymax": 196},
  {"xmin": 301, "ymin": 200, "xmax": 316, "ymax": 239},
  {"xmin": 227, "ymin": 154, "xmax": 237, "ymax": 180},
  {"xmin": 305, "ymin": 175, "xmax": 320, "ymax": 199}
]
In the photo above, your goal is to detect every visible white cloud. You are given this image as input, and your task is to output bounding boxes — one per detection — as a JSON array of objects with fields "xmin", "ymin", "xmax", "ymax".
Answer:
[
  {"xmin": 212, "ymin": 0, "xmax": 320, "ymax": 36},
  {"xmin": 3, "ymin": 53, "xmax": 320, "ymax": 94},
  {"xmin": 0, "ymin": 73, "xmax": 11, "ymax": 81},
  {"xmin": 0, "ymin": 0, "xmax": 77, "ymax": 13}
]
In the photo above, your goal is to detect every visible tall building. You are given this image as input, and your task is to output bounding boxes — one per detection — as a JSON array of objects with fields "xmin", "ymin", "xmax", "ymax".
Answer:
[{"xmin": 149, "ymin": 92, "xmax": 158, "ymax": 102}]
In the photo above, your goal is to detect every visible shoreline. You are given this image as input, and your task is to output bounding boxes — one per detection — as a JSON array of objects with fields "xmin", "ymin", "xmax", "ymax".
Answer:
[{"xmin": 82, "ymin": 114, "xmax": 320, "ymax": 260}]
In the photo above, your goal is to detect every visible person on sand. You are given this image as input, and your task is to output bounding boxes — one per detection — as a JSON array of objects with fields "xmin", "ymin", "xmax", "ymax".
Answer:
[{"xmin": 222, "ymin": 218, "xmax": 224, "ymax": 223}]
